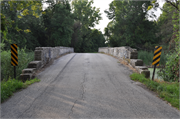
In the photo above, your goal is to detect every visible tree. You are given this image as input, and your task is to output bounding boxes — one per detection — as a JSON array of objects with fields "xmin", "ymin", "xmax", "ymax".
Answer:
[
  {"xmin": 42, "ymin": 0, "xmax": 74, "ymax": 47},
  {"xmin": 1, "ymin": 0, "xmax": 43, "ymax": 50},
  {"xmin": 104, "ymin": 0, "xmax": 159, "ymax": 50},
  {"xmin": 71, "ymin": 0, "xmax": 102, "ymax": 52},
  {"xmin": 149, "ymin": 0, "xmax": 179, "ymax": 82},
  {"xmin": 1, "ymin": 0, "xmax": 43, "ymax": 33},
  {"xmin": 156, "ymin": 2, "xmax": 177, "ymax": 51},
  {"xmin": 87, "ymin": 29, "xmax": 106, "ymax": 52}
]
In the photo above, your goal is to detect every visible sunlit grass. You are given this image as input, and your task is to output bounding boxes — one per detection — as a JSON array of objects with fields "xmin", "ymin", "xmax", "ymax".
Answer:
[{"xmin": 1, "ymin": 78, "xmax": 40, "ymax": 103}]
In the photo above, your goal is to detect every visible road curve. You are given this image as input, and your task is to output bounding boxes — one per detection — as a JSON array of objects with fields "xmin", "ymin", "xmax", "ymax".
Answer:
[{"xmin": 1, "ymin": 53, "xmax": 180, "ymax": 118}]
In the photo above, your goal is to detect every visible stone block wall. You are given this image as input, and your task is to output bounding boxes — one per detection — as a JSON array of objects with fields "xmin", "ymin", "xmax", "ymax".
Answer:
[
  {"xmin": 34, "ymin": 46, "xmax": 73, "ymax": 68},
  {"xmin": 99, "ymin": 46, "xmax": 138, "ymax": 59},
  {"xmin": 20, "ymin": 46, "xmax": 74, "ymax": 82},
  {"xmin": 98, "ymin": 46, "xmax": 150, "ymax": 78}
]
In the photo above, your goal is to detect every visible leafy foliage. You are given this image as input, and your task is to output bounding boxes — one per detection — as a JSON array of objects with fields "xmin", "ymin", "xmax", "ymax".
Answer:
[
  {"xmin": 151, "ymin": 0, "xmax": 180, "ymax": 82},
  {"xmin": 104, "ymin": 0, "xmax": 159, "ymax": 49},
  {"xmin": 1, "ymin": 1, "xmax": 42, "ymax": 50},
  {"xmin": 158, "ymin": 51, "xmax": 179, "ymax": 82},
  {"xmin": 42, "ymin": 0, "xmax": 74, "ymax": 47},
  {"xmin": 71, "ymin": 0, "xmax": 104, "ymax": 52},
  {"xmin": 156, "ymin": 2, "xmax": 177, "ymax": 52},
  {"xmin": 1, "ymin": 0, "xmax": 105, "ymax": 52},
  {"xmin": 1, "ymin": 44, "xmax": 34, "ymax": 81},
  {"xmin": 1, "ymin": 1, "xmax": 42, "ymax": 41}
]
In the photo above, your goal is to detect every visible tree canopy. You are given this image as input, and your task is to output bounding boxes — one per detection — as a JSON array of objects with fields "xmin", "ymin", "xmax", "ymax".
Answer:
[
  {"xmin": 1, "ymin": 0, "xmax": 106, "ymax": 52},
  {"xmin": 104, "ymin": 0, "xmax": 159, "ymax": 50}
]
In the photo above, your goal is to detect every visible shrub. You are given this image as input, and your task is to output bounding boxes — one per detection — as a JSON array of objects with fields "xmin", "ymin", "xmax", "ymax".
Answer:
[{"xmin": 157, "ymin": 51, "xmax": 179, "ymax": 82}]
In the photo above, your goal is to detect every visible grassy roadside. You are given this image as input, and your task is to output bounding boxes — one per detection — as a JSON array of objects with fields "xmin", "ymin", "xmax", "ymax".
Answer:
[
  {"xmin": 130, "ymin": 73, "xmax": 179, "ymax": 110},
  {"xmin": 1, "ymin": 78, "xmax": 40, "ymax": 103}
]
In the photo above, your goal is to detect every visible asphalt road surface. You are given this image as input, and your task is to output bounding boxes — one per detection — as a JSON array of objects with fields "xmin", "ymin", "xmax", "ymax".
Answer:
[{"xmin": 1, "ymin": 53, "xmax": 180, "ymax": 118}]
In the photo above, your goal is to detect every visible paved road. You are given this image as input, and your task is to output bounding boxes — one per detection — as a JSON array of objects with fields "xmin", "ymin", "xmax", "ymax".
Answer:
[{"xmin": 1, "ymin": 53, "xmax": 180, "ymax": 118}]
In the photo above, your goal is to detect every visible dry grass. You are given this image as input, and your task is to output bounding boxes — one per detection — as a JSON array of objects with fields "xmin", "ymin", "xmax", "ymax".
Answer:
[
  {"xmin": 119, "ymin": 58, "xmax": 139, "ymax": 73},
  {"xmin": 101, "ymin": 52, "xmax": 139, "ymax": 73}
]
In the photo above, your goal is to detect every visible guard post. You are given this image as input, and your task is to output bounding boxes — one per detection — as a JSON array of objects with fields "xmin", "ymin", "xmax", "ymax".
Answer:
[
  {"xmin": 11, "ymin": 44, "xmax": 18, "ymax": 79},
  {"xmin": 152, "ymin": 46, "xmax": 162, "ymax": 81}
]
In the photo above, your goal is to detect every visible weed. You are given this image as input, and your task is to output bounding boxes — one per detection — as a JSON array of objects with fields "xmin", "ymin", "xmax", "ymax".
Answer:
[{"xmin": 1, "ymin": 78, "xmax": 40, "ymax": 103}]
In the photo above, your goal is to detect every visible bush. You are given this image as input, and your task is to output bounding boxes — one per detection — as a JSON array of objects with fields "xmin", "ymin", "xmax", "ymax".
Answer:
[
  {"xmin": 157, "ymin": 51, "xmax": 179, "ymax": 82},
  {"xmin": 1, "ymin": 45, "xmax": 34, "ymax": 81}
]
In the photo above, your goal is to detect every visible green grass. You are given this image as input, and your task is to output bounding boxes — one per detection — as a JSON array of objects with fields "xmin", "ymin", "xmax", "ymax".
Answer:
[
  {"xmin": 130, "ymin": 73, "xmax": 179, "ymax": 110},
  {"xmin": 1, "ymin": 78, "xmax": 40, "ymax": 103},
  {"xmin": 138, "ymin": 50, "xmax": 167, "ymax": 66}
]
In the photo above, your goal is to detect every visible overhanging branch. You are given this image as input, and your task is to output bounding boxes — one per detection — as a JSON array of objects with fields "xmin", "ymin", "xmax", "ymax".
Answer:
[{"xmin": 166, "ymin": 0, "xmax": 179, "ymax": 11}]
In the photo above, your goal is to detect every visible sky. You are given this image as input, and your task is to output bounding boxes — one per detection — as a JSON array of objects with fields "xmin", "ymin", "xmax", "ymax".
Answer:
[{"xmin": 43, "ymin": 0, "xmax": 166, "ymax": 34}]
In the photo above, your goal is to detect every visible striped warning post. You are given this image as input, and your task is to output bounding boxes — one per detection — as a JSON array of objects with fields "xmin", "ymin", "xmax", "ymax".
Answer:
[
  {"xmin": 11, "ymin": 44, "xmax": 18, "ymax": 66},
  {"xmin": 152, "ymin": 46, "xmax": 162, "ymax": 66}
]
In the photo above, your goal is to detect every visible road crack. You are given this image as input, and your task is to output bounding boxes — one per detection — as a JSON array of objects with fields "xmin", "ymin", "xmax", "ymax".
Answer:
[
  {"xmin": 68, "ymin": 73, "xmax": 87, "ymax": 118},
  {"xmin": 81, "ymin": 73, "xmax": 86, "ymax": 101},
  {"xmin": 68, "ymin": 100, "xmax": 78, "ymax": 119}
]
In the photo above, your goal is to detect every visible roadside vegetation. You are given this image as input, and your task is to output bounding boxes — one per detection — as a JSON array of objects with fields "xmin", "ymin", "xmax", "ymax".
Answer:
[
  {"xmin": 1, "ymin": 43, "xmax": 34, "ymax": 81},
  {"xmin": 130, "ymin": 73, "xmax": 179, "ymax": 110},
  {"xmin": 1, "ymin": 0, "xmax": 179, "ymax": 107},
  {"xmin": 1, "ymin": 42, "xmax": 39, "ymax": 103},
  {"xmin": 1, "ymin": 78, "xmax": 40, "ymax": 103},
  {"xmin": 104, "ymin": 0, "xmax": 179, "ymax": 82},
  {"xmin": 1, "ymin": 0, "xmax": 179, "ymax": 81},
  {"xmin": 138, "ymin": 50, "xmax": 167, "ymax": 66},
  {"xmin": 1, "ymin": 0, "xmax": 106, "ymax": 53}
]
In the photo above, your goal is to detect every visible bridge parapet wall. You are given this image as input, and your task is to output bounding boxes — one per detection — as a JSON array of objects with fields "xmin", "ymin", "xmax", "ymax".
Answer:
[
  {"xmin": 99, "ymin": 46, "xmax": 137, "ymax": 59},
  {"xmin": 20, "ymin": 46, "xmax": 74, "ymax": 82},
  {"xmin": 98, "ymin": 46, "xmax": 150, "ymax": 78},
  {"xmin": 98, "ymin": 47, "xmax": 108, "ymax": 54},
  {"xmin": 34, "ymin": 46, "xmax": 73, "ymax": 68}
]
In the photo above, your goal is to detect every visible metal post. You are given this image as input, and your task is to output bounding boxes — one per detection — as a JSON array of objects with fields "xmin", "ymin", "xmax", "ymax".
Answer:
[
  {"xmin": 152, "ymin": 65, "xmax": 156, "ymax": 81},
  {"xmin": 14, "ymin": 66, "xmax": 16, "ymax": 79}
]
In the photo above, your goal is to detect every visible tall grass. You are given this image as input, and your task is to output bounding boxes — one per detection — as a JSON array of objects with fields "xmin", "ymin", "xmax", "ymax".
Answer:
[
  {"xmin": 1, "ymin": 47, "xmax": 34, "ymax": 81},
  {"xmin": 138, "ymin": 50, "xmax": 167, "ymax": 66}
]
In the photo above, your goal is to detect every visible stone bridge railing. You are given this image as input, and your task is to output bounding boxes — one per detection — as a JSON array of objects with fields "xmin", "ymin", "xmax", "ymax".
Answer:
[
  {"xmin": 20, "ymin": 46, "xmax": 74, "ymax": 82},
  {"xmin": 98, "ymin": 46, "xmax": 150, "ymax": 78},
  {"xmin": 99, "ymin": 46, "xmax": 138, "ymax": 59}
]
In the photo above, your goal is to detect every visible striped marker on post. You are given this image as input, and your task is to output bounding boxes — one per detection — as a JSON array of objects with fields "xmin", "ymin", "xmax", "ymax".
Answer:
[
  {"xmin": 11, "ymin": 44, "xmax": 18, "ymax": 79},
  {"xmin": 152, "ymin": 46, "xmax": 162, "ymax": 81}
]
